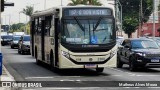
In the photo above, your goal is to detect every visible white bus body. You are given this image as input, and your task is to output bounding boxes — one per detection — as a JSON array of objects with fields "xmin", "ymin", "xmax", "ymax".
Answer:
[{"xmin": 30, "ymin": 5, "xmax": 117, "ymax": 72}]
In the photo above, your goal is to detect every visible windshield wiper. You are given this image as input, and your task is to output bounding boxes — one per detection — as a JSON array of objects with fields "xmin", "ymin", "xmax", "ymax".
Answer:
[
  {"xmin": 132, "ymin": 47, "xmax": 142, "ymax": 49},
  {"xmin": 102, "ymin": 36, "xmax": 107, "ymax": 42},
  {"xmin": 93, "ymin": 17, "xmax": 102, "ymax": 31},
  {"xmin": 94, "ymin": 28, "xmax": 107, "ymax": 31},
  {"xmin": 146, "ymin": 47, "xmax": 158, "ymax": 49},
  {"xmin": 74, "ymin": 17, "xmax": 85, "ymax": 32}
]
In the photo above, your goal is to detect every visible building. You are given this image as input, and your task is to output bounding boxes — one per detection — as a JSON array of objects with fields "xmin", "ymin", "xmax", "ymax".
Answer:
[{"xmin": 138, "ymin": 0, "xmax": 160, "ymax": 37}]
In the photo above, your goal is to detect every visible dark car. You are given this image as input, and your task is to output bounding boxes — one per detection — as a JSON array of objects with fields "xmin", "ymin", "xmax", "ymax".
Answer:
[
  {"xmin": 10, "ymin": 35, "xmax": 21, "ymax": 49},
  {"xmin": 1, "ymin": 35, "xmax": 13, "ymax": 46},
  {"xmin": 117, "ymin": 38, "xmax": 160, "ymax": 71},
  {"xmin": 18, "ymin": 35, "xmax": 30, "ymax": 54}
]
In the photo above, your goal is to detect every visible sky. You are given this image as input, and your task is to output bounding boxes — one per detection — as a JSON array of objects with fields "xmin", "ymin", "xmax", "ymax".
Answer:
[{"xmin": 1, "ymin": 0, "xmax": 114, "ymax": 25}]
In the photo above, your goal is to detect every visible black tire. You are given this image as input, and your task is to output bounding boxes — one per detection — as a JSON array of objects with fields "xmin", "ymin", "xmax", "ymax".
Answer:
[
  {"xmin": 18, "ymin": 48, "xmax": 21, "ymax": 54},
  {"xmin": 117, "ymin": 55, "xmax": 123, "ymax": 68},
  {"xmin": 96, "ymin": 68, "xmax": 104, "ymax": 73},
  {"xmin": 11, "ymin": 45, "xmax": 14, "ymax": 49},
  {"xmin": 129, "ymin": 57, "xmax": 137, "ymax": 71},
  {"xmin": 50, "ymin": 53, "xmax": 58, "ymax": 72},
  {"xmin": 21, "ymin": 50, "xmax": 25, "ymax": 55},
  {"xmin": 35, "ymin": 49, "xmax": 40, "ymax": 65}
]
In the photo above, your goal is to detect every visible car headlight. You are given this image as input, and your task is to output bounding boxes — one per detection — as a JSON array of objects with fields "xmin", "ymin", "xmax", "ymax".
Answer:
[
  {"xmin": 110, "ymin": 50, "xmax": 117, "ymax": 57},
  {"xmin": 136, "ymin": 52, "xmax": 146, "ymax": 57},
  {"xmin": 13, "ymin": 41, "xmax": 18, "ymax": 44},
  {"xmin": 62, "ymin": 51, "xmax": 70, "ymax": 59}
]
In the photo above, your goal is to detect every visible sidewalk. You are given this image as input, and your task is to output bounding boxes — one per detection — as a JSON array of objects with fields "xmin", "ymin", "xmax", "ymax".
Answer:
[{"xmin": 0, "ymin": 65, "xmax": 15, "ymax": 90}]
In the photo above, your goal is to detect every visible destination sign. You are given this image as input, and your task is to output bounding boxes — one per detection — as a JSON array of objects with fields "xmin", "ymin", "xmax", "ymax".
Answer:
[{"xmin": 64, "ymin": 8, "xmax": 112, "ymax": 16}]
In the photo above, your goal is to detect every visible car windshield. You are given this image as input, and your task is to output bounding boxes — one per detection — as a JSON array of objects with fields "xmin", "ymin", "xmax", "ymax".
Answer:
[
  {"xmin": 131, "ymin": 40, "xmax": 159, "ymax": 49},
  {"xmin": 23, "ymin": 36, "xmax": 30, "ymax": 41},
  {"xmin": 62, "ymin": 18, "xmax": 114, "ymax": 44},
  {"xmin": 13, "ymin": 36, "xmax": 21, "ymax": 41},
  {"xmin": 2, "ymin": 36, "xmax": 13, "ymax": 39}
]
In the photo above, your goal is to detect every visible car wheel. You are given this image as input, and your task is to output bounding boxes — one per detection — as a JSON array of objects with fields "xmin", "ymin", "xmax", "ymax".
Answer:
[
  {"xmin": 129, "ymin": 57, "xmax": 136, "ymax": 71},
  {"xmin": 21, "ymin": 50, "xmax": 25, "ymax": 55},
  {"xmin": 117, "ymin": 55, "xmax": 123, "ymax": 68},
  {"xmin": 11, "ymin": 45, "xmax": 14, "ymax": 49},
  {"xmin": 35, "ymin": 49, "xmax": 40, "ymax": 65},
  {"xmin": 96, "ymin": 68, "xmax": 104, "ymax": 73},
  {"xmin": 18, "ymin": 48, "xmax": 21, "ymax": 54}
]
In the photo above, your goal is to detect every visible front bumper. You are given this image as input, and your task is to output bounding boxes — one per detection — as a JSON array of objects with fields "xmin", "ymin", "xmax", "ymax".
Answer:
[
  {"xmin": 1, "ymin": 41, "xmax": 11, "ymax": 45},
  {"xmin": 22, "ymin": 45, "xmax": 30, "ymax": 52},
  {"xmin": 11, "ymin": 43, "xmax": 19, "ymax": 47},
  {"xmin": 136, "ymin": 56, "xmax": 160, "ymax": 68}
]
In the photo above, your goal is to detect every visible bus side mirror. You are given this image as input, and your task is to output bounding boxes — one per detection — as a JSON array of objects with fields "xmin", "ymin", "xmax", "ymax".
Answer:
[
  {"xmin": 124, "ymin": 45, "xmax": 130, "ymax": 49},
  {"xmin": 118, "ymin": 45, "xmax": 124, "ymax": 49}
]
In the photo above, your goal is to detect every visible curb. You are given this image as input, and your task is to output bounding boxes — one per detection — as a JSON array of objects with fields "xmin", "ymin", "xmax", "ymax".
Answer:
[{"xmin": 1, "ymin": 65, "xmax": 15, "ymax": 81}]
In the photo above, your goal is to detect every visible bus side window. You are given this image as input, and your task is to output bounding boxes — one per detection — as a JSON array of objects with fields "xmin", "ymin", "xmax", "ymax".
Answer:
[
  {"xmin": 45, "ymin": 16, "xmax": 52, "ymax": 36},
  {"xmin": 50, "ymin": 15, "xmax": 55, "ymax": 37},
  {"xmin": 37, "ymin": 17, "xmax": 42, "ymax": 35},
  {"xmin": 35, "ymin": 18, "xmax": 38, "ymax": 35}
]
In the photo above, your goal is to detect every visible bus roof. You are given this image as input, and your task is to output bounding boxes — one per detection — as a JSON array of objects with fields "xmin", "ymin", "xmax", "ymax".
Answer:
[{"xmin": 31, "ymin": 5, "xmax": 113, "ymax": 17}]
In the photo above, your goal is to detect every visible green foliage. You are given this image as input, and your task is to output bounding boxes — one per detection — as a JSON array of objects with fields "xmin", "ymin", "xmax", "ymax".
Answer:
[
  {"xmin": 120, "ymin": 0, "xmax": 153, "ymax": 38},
  {"xmin": 68, "ymin": 0, "xmax": 102, "ymax": 6},
  {"xmin": 22, "ymin": 6, "xmax": 33, "ymax": 17},
  {"xmin": 10, "ymin": 23, "xmax": 30, "ymax": 34},
  {"xmin": 10, "ymin": 23, "xmax": 25, "ymax": 32},
  {"xmin": 158, "ymin": 3, "xmax": 160, "ymax": 11}
]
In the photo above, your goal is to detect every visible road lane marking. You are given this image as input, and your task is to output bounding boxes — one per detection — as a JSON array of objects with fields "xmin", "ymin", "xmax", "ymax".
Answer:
[
  {"xmin": 25, "ymin": 77, "xmax": 54, "ymax": 79},
  {"xmin": 136, "ymin": 75, "xmax": 160, "ymax": 77},
  {"xmin": 108, "ymin": 67, "xmax": 136, "ymax": 76},
  {"xmin": 23, "ymin": 87, "xmax": 100, "ymax": 90},
  {"xmin": 25, "ymin": 76, "xmax": 81, "ymax": 79}
]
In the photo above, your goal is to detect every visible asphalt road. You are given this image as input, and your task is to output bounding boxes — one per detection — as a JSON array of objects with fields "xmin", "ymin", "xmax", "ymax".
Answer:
[{"xmin": 2, "ymin": 46, "xmax": 160, "ymax": 90}]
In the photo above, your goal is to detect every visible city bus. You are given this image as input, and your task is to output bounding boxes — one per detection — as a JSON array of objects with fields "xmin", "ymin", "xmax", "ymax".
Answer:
[{"xmin": 30, "ymin": 5, "xmax": 117, "ymax": 72}]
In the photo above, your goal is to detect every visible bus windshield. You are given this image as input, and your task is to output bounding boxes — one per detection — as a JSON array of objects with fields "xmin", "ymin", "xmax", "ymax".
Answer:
[{"xmin": 62, "ymin": 17, "xmax": 114, "ymax": 44}]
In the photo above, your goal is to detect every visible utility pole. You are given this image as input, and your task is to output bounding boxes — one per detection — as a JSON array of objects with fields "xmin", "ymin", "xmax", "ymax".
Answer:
[
  {"xmin": 140, "ymin": 0, "xmax": 143, "ymax": 36},
  {"xmin": 8, "ymin": 14, "xmax": 11, "ymax": 32},
  {"xmin": 61, "ymin": 0, "xmax": 63, "ymax": 6},
  {"xmin": 0, "ymin": 0, "xmax": 2, "ymax": 53},
  {"xmin": 117, "ymin": 0, "xmax": 122, "ymax": 31},
  {"xmin": 153, "ymin": 0, "xmax": 155, "ymax": 37},
  {"xmin": 44, "ymin": 0, "xmax": 46, "ymax": 9}
]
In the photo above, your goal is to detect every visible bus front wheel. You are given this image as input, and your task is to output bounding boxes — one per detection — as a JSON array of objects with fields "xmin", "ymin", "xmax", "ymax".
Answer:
[
  {"xmin": 96, "ymin": 68, "xmax": 104, "ymax": 73},
  {"xmin": 35, "ymin": 48, "xmax": 40, "ymax": 65},
  {"xmin": 50, "ymin": 53, "xmax": 58, "ymax": 72}
]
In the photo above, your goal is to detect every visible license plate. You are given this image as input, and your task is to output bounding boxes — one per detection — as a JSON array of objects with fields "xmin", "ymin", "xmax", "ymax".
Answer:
[
  {"xmin": 85, "ymin": 64, "xmax": 96, "ymax": 68},
  {"xmin": 151, "ymin": 59, "xmax": 159, "ymax": 62}
]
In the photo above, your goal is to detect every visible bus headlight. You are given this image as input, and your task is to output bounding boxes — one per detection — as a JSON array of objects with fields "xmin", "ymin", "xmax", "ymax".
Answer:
[
  {"xmin": 110, "ymin": 50, "xmax": 116, "ymax": 58},
  {"xmin": 62, "ymin": 51, "xmax": 70, "ymax": 59}
]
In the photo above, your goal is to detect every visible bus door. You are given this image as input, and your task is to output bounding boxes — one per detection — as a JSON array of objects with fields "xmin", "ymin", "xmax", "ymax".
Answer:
[
  {"xmin": 44, "ymin": 16, "xmax": 52, "ymax": 63},
  {"xmin": 41, "ymin": 17, "xmax": 45, "ymax": 61},
  {"xmin": 54, "ymin": 16, "xmax": 59, "ymax": 67}
]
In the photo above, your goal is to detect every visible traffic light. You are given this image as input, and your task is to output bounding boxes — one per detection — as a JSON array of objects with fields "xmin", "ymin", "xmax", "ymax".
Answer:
[
  {"xmin": 1, "ymin": 0, "xmax": 4, "ymax": 12},
  {"xmin": 1, "ymin": 0, "xmax": 14, "ymax": 12}
]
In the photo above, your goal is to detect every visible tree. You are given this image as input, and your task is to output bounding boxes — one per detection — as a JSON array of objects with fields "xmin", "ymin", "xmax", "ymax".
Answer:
[
  {"xmin": 158, "ymin": 3, "xmax": 160, "ymax": 11},
  {"xmin": 68, "ymin": 0, "xmax": 102, "ymax": 6},
  {"xmin": 22, "ymin": 6, "xmax": 33, "ymax": 17},
  {"xmin": 120, "ymin": 0, "xmax": 153, "ymax": 38},
  {"xmin": 10, "ymin": 23, "xmax": 25, "ymax": 32}
]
